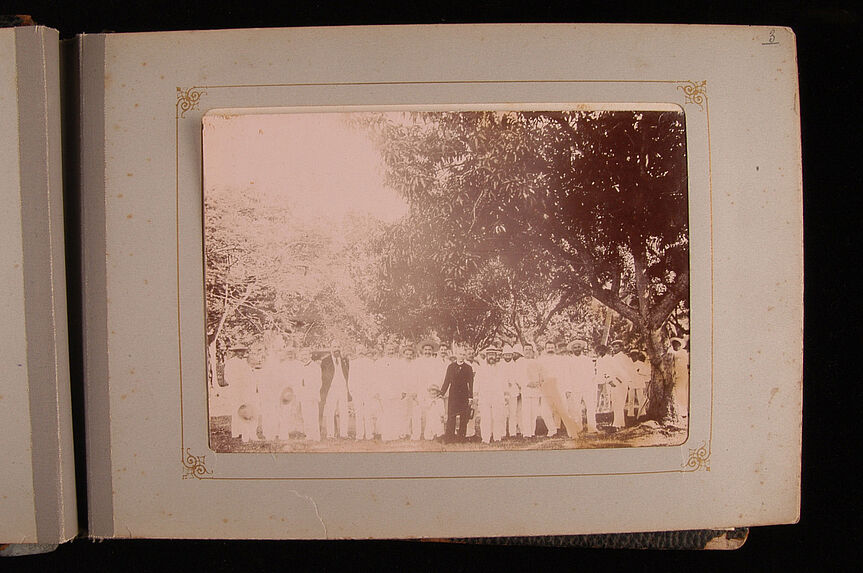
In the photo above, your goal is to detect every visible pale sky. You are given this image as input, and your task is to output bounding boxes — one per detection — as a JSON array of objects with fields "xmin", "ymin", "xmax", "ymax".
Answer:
[{"xmin": 203, "ymin": 112, "xmax": 407, "ymax": 225}]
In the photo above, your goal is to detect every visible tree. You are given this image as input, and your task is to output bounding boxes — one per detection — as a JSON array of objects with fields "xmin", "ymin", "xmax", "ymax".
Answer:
[
  {"xmin": 204, "ymin": 187, "xmax": 284, "ymax": 386},
  {"xmin": 204, "ymin": 186, "xmax": 384, "ymax": 385},
  {"xmin": 362, "ymin": 109, "xmax": 689, "ymax": 421}
]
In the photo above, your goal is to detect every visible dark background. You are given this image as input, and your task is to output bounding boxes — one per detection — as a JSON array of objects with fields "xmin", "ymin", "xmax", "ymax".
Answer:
[{"xmin": 0, "ymin": 0, "xmax": 855, "ymax": 569}]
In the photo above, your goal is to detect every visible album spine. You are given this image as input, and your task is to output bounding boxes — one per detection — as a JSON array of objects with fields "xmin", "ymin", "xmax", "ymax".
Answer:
[
  {"xmin": 71, "ymin": 32, "xmax": 115, "ymax": 539},
  {"xmin": 4, "ymin": 25, "xmax": 78, "ymax": 544}
]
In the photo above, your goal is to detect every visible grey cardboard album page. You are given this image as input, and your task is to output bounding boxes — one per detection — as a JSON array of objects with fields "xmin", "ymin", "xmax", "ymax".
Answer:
[
  {"xmin": 0, "ymin": 25, "xmax": 77, "ymax": 545},
  {"xmin": 77, "ymin": 24, "xmax": 802, "ymax": 539}
]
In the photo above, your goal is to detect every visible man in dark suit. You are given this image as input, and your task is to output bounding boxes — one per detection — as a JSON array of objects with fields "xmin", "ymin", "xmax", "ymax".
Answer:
[
  {"xmin": 320, "ymin": 340, "xmax": 351, "ymax": 439},
  {"xmin": 439, "ymin": 345, "xmax": 474, "ymax": 443}
]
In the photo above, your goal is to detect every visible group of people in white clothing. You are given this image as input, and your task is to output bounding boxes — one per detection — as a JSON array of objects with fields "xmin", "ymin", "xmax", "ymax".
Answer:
[{"xmin": 212, "ymin": 332, "xmax": 689, "ymax": 445}]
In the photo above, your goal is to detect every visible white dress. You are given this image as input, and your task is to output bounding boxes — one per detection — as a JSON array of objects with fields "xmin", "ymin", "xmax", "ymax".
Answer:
[{"xmin": 224, "ymin": 357, "xmax": 258, "ymax": 442}]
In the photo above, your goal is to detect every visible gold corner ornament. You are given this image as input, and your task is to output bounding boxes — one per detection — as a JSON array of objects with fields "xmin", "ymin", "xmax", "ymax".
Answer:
[
  {"xmin": 677, "ymin": 80, "xmax": 707, "ymax": 111},
  {"xmin": 684, "ymin": 441, "xmax": 711, "ymax": 471},
  {"xmin": 176, "ymin": 87, "xmax": 206, "ymax": 118},
  {"xmin": 182, "ymin": 448, "xmax": 213, "ymax": 479}
]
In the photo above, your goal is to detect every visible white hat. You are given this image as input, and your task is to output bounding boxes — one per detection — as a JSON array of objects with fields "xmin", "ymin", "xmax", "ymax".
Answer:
[
  {"xmin": 502, "ymin": 344, "xmax": 514, "ymax": 354},
  {"xmin": 417, "ymin": 338, "xmax": 439, "ymax": 353}
]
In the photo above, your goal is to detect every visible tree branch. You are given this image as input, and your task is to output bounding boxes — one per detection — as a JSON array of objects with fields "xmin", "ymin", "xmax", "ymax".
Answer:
[
  {"xmin": 631, "ymin": 242, "xmax": 652, "ymax": 324},
  {"xmin": 535, "ymin": 290, "xmax": 579, "ymax": 336},
  {"xmin": 591, "ymin": 286, "xmax": 642, "ymax": 325},
  {"xmin": 648, "ymin": 270, "xmax": 690, "ymax": 331},
  {"xmin": 213, "ymin": 282, "xmax": 255, "ymax": 345},
  {"xmin": 470, "ymin": 291, "xmax": 508, "ymax": 314},
  {"xmin": 466, "ymin": 187, "xmax": 488, "ymax": 236}
]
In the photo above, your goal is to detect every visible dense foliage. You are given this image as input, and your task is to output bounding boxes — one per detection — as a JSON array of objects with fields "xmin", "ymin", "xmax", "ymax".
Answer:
[
  {"xmin": 204, "ymin": 109, "xmax": 690, "ymax": 420},
  {"xmin": 362, "ymin": 110, "xmax": 690, "ymax": 418}
]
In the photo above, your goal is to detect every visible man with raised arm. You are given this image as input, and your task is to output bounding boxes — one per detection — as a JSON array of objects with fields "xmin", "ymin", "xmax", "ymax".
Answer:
[
  {"xmin": 321, "ymin": 340, "xmax": 351, "ymax": 439},
  {"xmin": 539, "ymin": 340, "xmax": 579, "ymax": 438}
]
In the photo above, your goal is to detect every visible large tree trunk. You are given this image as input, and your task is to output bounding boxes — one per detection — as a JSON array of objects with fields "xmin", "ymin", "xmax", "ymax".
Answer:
[
  {"xmin": 207, "ymin": 339, "xmax": 220, "ymax": 388},
  {"xmin": 208, "ymin": 283, "xmax": 254, "ymax": 387},
  {"xmin": 632, "ymin": 246, "xmax": 675, "ymax": 422},
  {"xmin": 601, "ymin": 308, "xmax": 613, "ymax": 346},
  {"xmin": 644, "ymin": 327, "xmax": 673, "ymax": 421}
]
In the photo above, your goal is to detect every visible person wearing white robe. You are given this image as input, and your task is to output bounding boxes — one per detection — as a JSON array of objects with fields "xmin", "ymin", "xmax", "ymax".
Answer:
[
  {"xmin": 296, "ymin": 347, "xmax": 322, "ymax": 441},
  {"xmin": 537, "ymin": 342, "xmax": 561, "ymax": 435},
  {"xmin": 628, "ymin": 350, "xmax": 651, "ymax": 421},
  {"xmin": 464, "ymin": 349, "xmax": 480, "ymax": 438},
  {"xmin": 476, "ymin": 350, "xmax": 507, "ymax": 443},
  {"xmin": 415, "ymin": 342, "xmax": 443, "ymax": 440},
  {"xmin": 423, "ymin": 384, "xmax": 446, "ymax": 440},
  {"xmin": 225, "ymin": 346, "xmax": 258, "ymax": 442},
  {"xmin": 275, "ymin": 352, "xmax": 303, "ymax": 440},
  {"xmin": 565, "ymin": 340, "xmax": 597, "ymax": 434},
  {"xmin": 594, "ymin": 346, "xmax": 614, "ymax": 425},
  {"xmin": 399, "ymin": 344, "xmax": 423, "ymax": 440},
  {"xmin": 666, "ymin": 338, "xmax": 690, "ymax": 420},
  {"xmin": 520, "ymin": 344, "xmax": 543, "ymax": 438},
  {"xmin": 499, "ymin": 345, "xmax": 521, "ymax": 437},
  {"xmin": 350, "ymin": 347, "xmax": 376, "ymax": 440},
  {"xmin": 376, "ymin": 344, "xmax": 403, "ymax": 441},
  {"xmin": 247, "ymin": 341, "xmax": 277, "ymax": 441},
  {"xmin": 365, "ymin": 348, "xmax": 383, "ymax": 438},
  {"xmin": 255, "ymin": 337, "xmax": 301, "ymax": 441},
  {"xmin": 394, "ymin": 344, "xmax": 416, "ymax": 439},
  {"xmin": 322, "ymin": 341, "xmax": 350, "ymax": 439},
  {"xmin": 539, "ymin": 341, "xmax": 579, "ymax": 438},
  {"xmin": 256, "ymin": 350, "xmax": 286, "ymax": 441},
  {"xmin": 437, "ymin": 344, "xmax": 454, "ymax": 426},
  {"xmin": 606, "ymin": 339, "xmax": 636, "ymax": 428}
]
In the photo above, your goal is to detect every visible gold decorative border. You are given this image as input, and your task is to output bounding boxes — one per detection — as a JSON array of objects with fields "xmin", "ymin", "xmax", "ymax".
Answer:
[
  {"xmin": 684, "ymin": 441, "xmax": 711, "ymax": 471},
  {"xmin": 182, "ymin": 448, "xmax": 213, "ymax": 479},
  {"xmin": 176, "ymin": 79, "xmax": 713, "ymax": 479},
  {"xmin": 677, "ymin": 80, "xmax": 707, "ymax": 111},
  {"xmin": 176, "ymin": 87, "xmax": 206, "ymax": 119}
]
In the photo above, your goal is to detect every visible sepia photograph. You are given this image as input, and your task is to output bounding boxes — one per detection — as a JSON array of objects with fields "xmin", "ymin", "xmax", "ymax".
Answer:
[{"xmin": 202, "ymin": 106, "xmax": 691, "ymax": 453}]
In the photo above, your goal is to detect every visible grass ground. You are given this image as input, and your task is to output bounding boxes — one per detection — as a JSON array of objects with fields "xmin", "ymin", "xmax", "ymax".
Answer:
[{"xmin": 208, "ymin": 415, "xmax": 687, "ymax": 453}]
